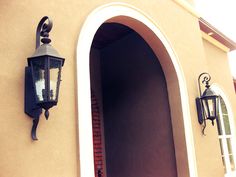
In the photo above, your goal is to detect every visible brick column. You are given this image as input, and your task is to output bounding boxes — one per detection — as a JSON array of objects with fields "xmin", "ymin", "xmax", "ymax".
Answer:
[{"xmin": 91, "ymin": 91, "xmax": 104, "ymax": 177}]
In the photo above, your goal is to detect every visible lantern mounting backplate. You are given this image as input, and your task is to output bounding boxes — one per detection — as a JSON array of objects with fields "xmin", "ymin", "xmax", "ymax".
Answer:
[{"xmin": 24, "ymin": 67, "xmax": 42, "ymax": 140}]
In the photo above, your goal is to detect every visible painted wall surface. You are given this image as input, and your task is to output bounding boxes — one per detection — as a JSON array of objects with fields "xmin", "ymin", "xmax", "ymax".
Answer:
[
  {"xmin": 191, "ymin": 39, "xmax": 236, "ymax": 177},
  {"xmin": 201, "ymin": 39, "xmax": 236, "ymax": 176},
  {"xmin": 0, "ymin": 0, "xmax": 234, "ymax": 177},
  {"xmin": 99, "ymin": 32, "xmax": 177, "ymax": 177}
]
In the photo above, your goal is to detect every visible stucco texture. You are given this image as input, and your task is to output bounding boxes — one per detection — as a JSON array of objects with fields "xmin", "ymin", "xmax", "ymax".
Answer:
[
  {"xmin": 192, "ymin": 38, "xmax": 236, "ymax": 177},
  {"xmin": 0, "ymin": 0, "xmax": 235, "ymax": 177}
]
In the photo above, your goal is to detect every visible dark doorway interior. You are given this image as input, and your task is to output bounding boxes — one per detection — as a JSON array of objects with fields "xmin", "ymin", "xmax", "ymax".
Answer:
[{"xmin": 90, "ymin": 23, "xmax": 177, "ymax": 177}]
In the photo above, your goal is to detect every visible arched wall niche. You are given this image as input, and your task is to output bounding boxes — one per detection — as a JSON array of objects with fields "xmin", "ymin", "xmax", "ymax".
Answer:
[{"xmin": 76, "ymin": 3, "xmax": 197, "ymax": 177}]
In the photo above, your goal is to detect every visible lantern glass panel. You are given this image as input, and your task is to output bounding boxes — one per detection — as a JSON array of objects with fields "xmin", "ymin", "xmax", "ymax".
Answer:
[
  {"xmin": 202, "ymin": 97, "xmax": 217, "ymax": 118},
  {"xmin": 31, "ymin": 59, "xmax": 46, "ymax": 102},
  {"xmin": 203, "ymin": 98, "xmax": 213, "ymax": 118},
  {"xmin": 212, "ymin": 97, "xmax": 217, "ymax": 117},
  {"xmin": 49, "ymin": 58, "xmax": 62, "ymax": 101}
]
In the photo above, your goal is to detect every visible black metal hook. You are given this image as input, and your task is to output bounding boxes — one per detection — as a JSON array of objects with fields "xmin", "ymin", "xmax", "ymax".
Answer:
[
  {"xmin": 197, "ymin": 72, "xmax": 213, "ymax": 135},
  {"xmin": 36, "ymin": 16, "xmax": 53, "ymax": 49},
  {"xmin": 198, "ymin": 72, "xmax": 211, "ymax": 96}
]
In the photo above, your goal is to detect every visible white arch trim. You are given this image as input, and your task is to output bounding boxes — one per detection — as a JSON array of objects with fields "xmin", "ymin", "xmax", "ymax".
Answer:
[{"xmin": 76, "ymin": 2, "xmax": 198, "ymax": 177}]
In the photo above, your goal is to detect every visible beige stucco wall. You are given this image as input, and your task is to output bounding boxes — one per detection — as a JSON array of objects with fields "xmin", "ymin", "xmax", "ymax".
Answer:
[
  {"xmin": 197, "ymin": 39, "xmax": 236, "ymax": 177},
  {"xmin": 0, "ymin": 0, "xmax": 234, "ymax": 177}
]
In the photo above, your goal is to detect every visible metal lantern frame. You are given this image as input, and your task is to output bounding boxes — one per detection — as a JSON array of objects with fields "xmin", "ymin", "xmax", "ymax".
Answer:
[
  {"xmin": 24, "ymin": 16, "xmax": 65, "ymax": 140},
  {"xmin": 196, "ymin": 72, "xmax": 219, "ymax": 135}
]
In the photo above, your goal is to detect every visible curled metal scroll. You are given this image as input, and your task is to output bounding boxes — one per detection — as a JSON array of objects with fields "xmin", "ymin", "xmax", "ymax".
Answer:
[
  {"xmin": 36, "ymin": 16, "xmax": 53, "ymax": 49},
  {"xmin": 197, "ymin": 72, "xmax": 211, "ymax": 135},
  {"xmin": 198, "ymin": 72, "xmax": 211, "ymax": 96}
]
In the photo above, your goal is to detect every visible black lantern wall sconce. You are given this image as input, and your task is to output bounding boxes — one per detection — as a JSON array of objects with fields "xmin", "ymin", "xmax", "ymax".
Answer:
[
  {"xmin": 196, "ymin": 72, "xmax": 219, "ymax": 135},
  {"xmin": 25, "ymin": 16, "xmax": 65, "ymax": 140}
]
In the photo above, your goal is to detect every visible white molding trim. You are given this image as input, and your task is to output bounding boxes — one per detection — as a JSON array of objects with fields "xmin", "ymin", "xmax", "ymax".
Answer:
[
  {"xmin": 201, "ymin": 32, "xmax": 230, "ymax": 52},
  {"xmin": 173, "ymin": 0, "xmax": 200, "ymax": 18},
  {"xmin": 76, "ymin": 2, "xmax": 198, "ymax": 177}
]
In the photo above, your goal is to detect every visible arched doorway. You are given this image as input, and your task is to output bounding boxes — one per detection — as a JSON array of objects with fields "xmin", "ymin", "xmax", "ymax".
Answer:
[
  {"xmin": 77, "ymin": 3, "xmax": 197, "ymax": 177},
  {"xmin": 90, "ymin": 23, "xmax": 177, "ymax": 177}
]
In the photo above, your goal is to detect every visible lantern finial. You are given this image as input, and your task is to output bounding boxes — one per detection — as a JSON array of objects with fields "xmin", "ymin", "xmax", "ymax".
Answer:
[
  {"xmin": 36, "ymin": 16, "xmax": 53, "ymax": 48},
  {"xmin": 45, "ymin": 110, "xmax": 49, "ymax": 120}
]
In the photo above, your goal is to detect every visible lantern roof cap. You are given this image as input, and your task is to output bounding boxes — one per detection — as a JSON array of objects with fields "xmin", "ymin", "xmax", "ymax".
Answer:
[
  {"xmin": 29, "ymin": 44, "xmax": 63, "ymax": 59},
  {"xmin": 201, "ymin": 87, "xmax": 218, "ymax": 98}
]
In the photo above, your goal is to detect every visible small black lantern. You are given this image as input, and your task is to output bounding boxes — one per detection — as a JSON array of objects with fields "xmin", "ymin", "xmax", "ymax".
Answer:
[
  {"xmin": 196, "ymin": 72, "xmax": 219, "ymax": 135},
  {"xmin": 25, "ymin": 16, "xmax": 65, "ymax": 140}
]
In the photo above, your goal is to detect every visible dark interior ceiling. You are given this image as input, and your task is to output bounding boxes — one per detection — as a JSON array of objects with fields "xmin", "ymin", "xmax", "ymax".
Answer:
[{"xmin": 91, "ymin": 23, "xmax": 134, "ymax": 49}]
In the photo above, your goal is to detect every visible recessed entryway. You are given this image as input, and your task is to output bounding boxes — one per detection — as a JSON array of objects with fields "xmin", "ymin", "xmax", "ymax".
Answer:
[{"xmin": 90, "ymin": 23, "xmax": 177, "ymax": 177}]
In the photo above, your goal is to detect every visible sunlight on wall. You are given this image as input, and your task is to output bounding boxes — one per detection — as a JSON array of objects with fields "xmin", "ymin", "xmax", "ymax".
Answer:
[
  {"xmin": 229, "ymin": 51, "xmax": 236, "ymax": 79},
  {"xmin": 195, "ymin": 0, "xmax": 236, "ymax": 78}
]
